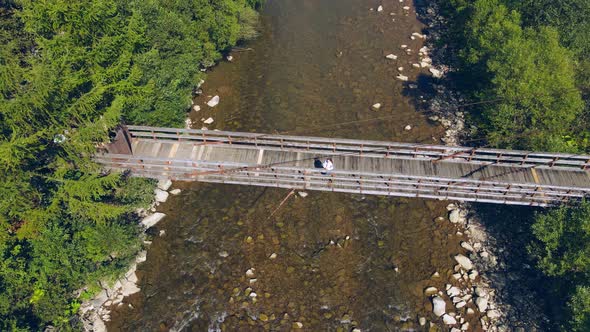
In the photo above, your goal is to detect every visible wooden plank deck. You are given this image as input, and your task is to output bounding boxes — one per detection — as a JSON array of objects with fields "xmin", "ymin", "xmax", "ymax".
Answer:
[
  {"xmin": 95, "ymin": 127, "xmax": 590, "ymax": 207},
  {"xmin": 131, "ymin": 139, "xmax": 590, "ymax": 188}
]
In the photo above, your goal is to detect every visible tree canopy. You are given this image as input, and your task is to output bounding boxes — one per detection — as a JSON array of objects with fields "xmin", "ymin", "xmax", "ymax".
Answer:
[
  {"xmin": 0, "ymin": 0, "xmax": 261, "ymax": 329},
  {"xmin": 440, "ymin": 0, "xmax": 590, "ymax": 329}
]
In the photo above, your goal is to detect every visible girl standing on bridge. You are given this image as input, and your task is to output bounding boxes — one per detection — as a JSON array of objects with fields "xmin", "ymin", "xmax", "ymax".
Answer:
[{"xmin": 322, "ymin": 158, "xmax": 334, "ymax": 175}]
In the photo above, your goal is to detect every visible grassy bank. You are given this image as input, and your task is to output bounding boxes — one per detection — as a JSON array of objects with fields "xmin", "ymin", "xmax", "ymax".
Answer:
[
  {"xmin": 0, "ymin": 0, "xmax": 261, "ymax": 329},
  {"xmin": 435, "ymin": 0, "xmax": 590, "ymax": 330}
]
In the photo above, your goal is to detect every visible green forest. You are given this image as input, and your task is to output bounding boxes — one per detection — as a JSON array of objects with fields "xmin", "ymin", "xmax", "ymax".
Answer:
[
  {"xmin": 0, "ymin": 0, "xmax": 261, "ymax": 329},
  {"xmin": 438, "ymin": 0, "xmax": 590, "ymax": 330}
]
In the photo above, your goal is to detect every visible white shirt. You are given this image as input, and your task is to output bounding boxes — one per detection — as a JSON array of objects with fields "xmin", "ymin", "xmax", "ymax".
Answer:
[{"xmin": 322, "ymin": 160, "xmax": 334, "ymax": 171}]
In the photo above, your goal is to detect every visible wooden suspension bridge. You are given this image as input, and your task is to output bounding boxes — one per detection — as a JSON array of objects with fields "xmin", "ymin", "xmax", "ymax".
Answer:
[{"xmin": 95, "ymin": 125, "xmax": 590, "ymax": 207}]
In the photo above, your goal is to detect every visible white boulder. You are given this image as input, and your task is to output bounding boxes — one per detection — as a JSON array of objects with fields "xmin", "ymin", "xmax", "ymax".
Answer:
[
  {"xmin": 92, "ymin": 317, "xmax": 107, "ymax": 332},
  {"xmin": 454, "ymin": 254, "xmax": 474, "ymax": 270},
  {"xmin": 424, "ymin": 286, "xmax": 438, "ymax": 296},
  {"xmin": 385, "ymin": 54, "xmax": 398, "ymax": 60},
  {"xmin": 396, "ymin": 74, "xmax": 409, "ymax": 81},
  {"xmin": 487, "ymin": 309, "xmax": 501, "ymax": 319},
  {"xmin": 170, "ymin": 189, "xmax": 181, "ymax": 195},
  {"xmin": 449, "ymin": 209, "xmax": 461, "ymax": 223},
  {"xmin": 141, "ymin": 213, "xmax": 166, "ymax": 228},
  {"xmin": 203, "ymin": 117, "xmax": 214, "ymax": 124},
  {"xmin": 429, "ymin": 68, "xmax": 444, "ymax": 78},
  {"xmin": 476, "ymin": 297, "xmax": 488, "ymax": 312},
  {"xmin": 461, "ymin": 241, "xmax": 474, "ymax": 252},
  {"xmin": 442, "ymin": 314, "xmax": 457, "ymax": 325},
  {"xmin": 432, "ymin": 296, "xmax": 446, "ymax": 317},
  {"xmin": 154, "ymin": 188, "xmax": 169, "ymax": 203},
  {"xmin": 135, "ymin": 251, "xmax": 147, "ymax": 264},
  {"xmin": 207, "ymin": 95, "xmax": 220, "ymax": 107},
  {"xmin": 120, "ymin": 280, "xmax": 140, "ymax": 296},
  {"xmin": 447, "ymin": 286, "xmax": 461, "ymax": 297},
  {"xmin": 157, "ymin": 179, "xmax": 172, "ymax": 191}
]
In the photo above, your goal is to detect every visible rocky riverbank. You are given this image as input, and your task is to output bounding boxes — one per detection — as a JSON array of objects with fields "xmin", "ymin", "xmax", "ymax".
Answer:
[
  {"xmin": 78, "ymin": 179, "xmax": 181, "ymax": 332},
  {"xmin": 415, "ymin": 1, "xmax": 546, "ymax": 331}
]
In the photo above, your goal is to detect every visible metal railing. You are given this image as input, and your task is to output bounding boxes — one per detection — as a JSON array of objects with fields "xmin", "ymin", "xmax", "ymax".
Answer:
[
  {"xmin": 126, "ymin": 126, "xmax": 590, "ymax": 170},
  {"xmin": 95, "ymin": 153, "xmax": 590, "ymax": 207}
]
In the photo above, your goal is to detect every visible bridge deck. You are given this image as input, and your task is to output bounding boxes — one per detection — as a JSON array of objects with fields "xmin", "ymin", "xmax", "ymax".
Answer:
[
  {"xmin": 96, "ymin": 126, "xmax": 590, "ymax": 207},
  {"xmin": 132, "ymin": 139, "xmax": 590, "ymax": 188}
]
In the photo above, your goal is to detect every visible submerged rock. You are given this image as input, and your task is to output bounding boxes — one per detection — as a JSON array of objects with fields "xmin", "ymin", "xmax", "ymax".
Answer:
[
  {"xmin": 246, "ymin": 268, "xmax": 255, "ymax": 277},
  {"xmin": 419, "ymin": 317, "xmax": 426, "ymax": 326}
]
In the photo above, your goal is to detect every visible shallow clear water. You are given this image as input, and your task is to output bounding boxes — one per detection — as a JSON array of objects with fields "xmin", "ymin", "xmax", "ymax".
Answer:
[{"xmin": 107, "ymin": 0, "xmax": 473, "ymax": 330}]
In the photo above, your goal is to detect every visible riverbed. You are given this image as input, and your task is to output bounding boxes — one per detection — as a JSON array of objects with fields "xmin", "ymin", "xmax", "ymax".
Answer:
[{"xmin": 107, "ymin": 0, "xmax": 478, "ymax": 330}]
